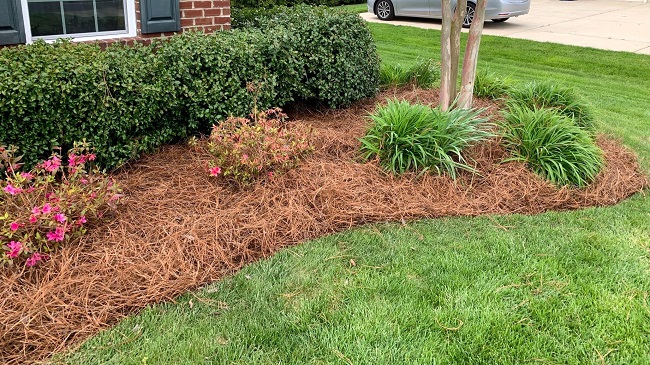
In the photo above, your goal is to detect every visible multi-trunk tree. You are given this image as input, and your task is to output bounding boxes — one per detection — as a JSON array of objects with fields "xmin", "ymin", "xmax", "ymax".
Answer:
[{"xmin": 439, "ymin": 0, "xmax": 487, "ymax": 110}]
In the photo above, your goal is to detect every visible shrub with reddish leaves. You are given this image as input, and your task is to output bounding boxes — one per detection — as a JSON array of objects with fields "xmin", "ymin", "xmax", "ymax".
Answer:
[
  {"xmin": 1, "ymin": 142, "xmax": 121, "ymax": 268},
  {"xmin": 207, "ymin": 108, "xmax": 313, "ymax": 186}
]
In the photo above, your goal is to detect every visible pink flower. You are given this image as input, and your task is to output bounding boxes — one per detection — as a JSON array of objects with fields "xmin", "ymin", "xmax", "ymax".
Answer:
[
  {"xmin": 20, "ymin": 172, "xmax": 34, "ymax": 180},
  {"xmin": 26, "ymin": 252, "xmax": 45, "ymax": 267},
  {"xmin": 29, "ymin": 215, "xmax": 38, "ymax": 224},
  {"xmin": 3, "ymin": 184, "xmax": 23, "ymax": 195},
  {"xmin": 242, "ymin": 154, "xmax": 249, "ymax": 160},
  {"xmin": 26, "ymin": 187, "xmax": 35, "ymax": 193},
  {"xmin": 41, "ymin": 203, "xmax": 52, "ymax": 214},
  {"xmin": 209, "ymin": 166, "xmax": 222, "ymax": 176},
  {"xmin": 90, "ymin": 192, "xmax": 97, "ymax": 199},
  {"xmin": 10, "ymin": 222, "xmax": 22, "ymax": 231},
  {"xmin": 268, "ymin": 171, "xmax": 274, "ymax": 178},
  {"xmin": 87, "ymin": 153, "xmax": 96, "ymax": 161},
  {"xmin": 41, "ymin": 156, "xmax": 61, "ymax": 172},
  {"xmin": 31, "ymin": 206, "xmax": 41, "ymax": 215},
  {"xmin": 80, "ymin": 178, "xmax": 89, "ymax": 185},
  {"xmin": 76, "ymin": 216, "xmax": 87, "ymax": 226},
  {"xmin": 54, "ymin": 213, "xmax": 67, "ymax": 223},
  {"xmin": 46, "ymin": 226, "xmax": 65, "ymax": 242},
  {"xmin": 7, "ymin": 241, "xmax": 22, "ymax": 258}
]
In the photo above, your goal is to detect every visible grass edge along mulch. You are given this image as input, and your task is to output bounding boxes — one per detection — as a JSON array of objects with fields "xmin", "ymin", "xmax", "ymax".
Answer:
[{"xmin": 1, "ymin": 87, "xmax": 647, "ymax": 365}]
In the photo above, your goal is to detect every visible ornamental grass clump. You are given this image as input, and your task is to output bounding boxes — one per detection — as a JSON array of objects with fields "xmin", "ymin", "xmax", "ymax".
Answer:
[
  {"xmin": 207, "ymin": 108, "xmax": 314, "ymax": 186},
  {"xmin": 473, "ymin": 69, "xmax": 512, "ymax": 99},
  {"xmin": 1, "ymin": 142, "xmax": 121, "ymax": 268},
  {"xmin": 500, "ymin": 105, "xmax": 604, "ymax": 187},
  {"xmin": 360, "ymin": 99, "xmax": 492, "ymax": 178},
  {"xmin": 379, "ymin": 59, "xmax": 440, "ymax": 89},
  {"xmin": 506, "ymin": 81, "xmax": 595, "ymax": 131}
]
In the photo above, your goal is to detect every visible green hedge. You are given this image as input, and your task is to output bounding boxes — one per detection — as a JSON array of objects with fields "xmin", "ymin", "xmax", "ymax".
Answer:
[
  {"xmin": 0, "ymin": 6, "xmax": 379, "ymax": 170},
  {"xmin": 231, "ymin": 0, "xmax": 363, "ymax": 11}
]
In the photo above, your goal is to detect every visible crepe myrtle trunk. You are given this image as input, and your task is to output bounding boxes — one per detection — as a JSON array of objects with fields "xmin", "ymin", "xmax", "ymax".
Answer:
[
  {"xmin": 458, "ymin": 0, "xmax": 487, "ymax": 108},
  {"xmin": 439, "ymin": 0, "xmax": 453, "ymax": 111},
  {"xmin": 450, "ymin": 0, "xmax": 467, "ymax": 100}
]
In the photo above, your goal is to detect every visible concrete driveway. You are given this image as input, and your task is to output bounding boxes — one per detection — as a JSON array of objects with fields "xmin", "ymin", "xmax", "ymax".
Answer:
[{"xmin": 360, "ymin": 0, "xmax": 650, "ymax": 54}]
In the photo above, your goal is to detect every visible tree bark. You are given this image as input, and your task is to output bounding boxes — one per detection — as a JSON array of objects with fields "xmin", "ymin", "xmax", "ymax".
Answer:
[
  {"xmin": 458, "ymin": 0, "xmax": 487, "ymax": 109},
  {"xmin": 449, "ymin": 0, "xmax": 467, "ymax": 100},
  {"xmin": 439, "ymin": 0, "xmax": 453, "ymax": 111}
]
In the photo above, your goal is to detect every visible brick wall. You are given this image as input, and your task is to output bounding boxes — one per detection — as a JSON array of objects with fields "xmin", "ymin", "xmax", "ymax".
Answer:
[{"xmin": 96, "ymin": 0, "xmax": 231, "ymax": 48}]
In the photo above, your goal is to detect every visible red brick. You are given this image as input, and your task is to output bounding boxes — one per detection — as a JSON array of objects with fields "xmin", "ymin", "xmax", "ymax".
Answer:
[
  {"xmin": 193, "ymin": 1, "xmax": 212, "ymax": 8},
  {"xmin": 213, "ymin": 0, "xmax": 229, "ymax": 7},
  {"xmin": 222, "ymin": 8, "xmax": 230, "ymax": 15},
  {"xmin": 214, "ymin": 16, "xmax": 230, "ymax": 25},
  {"xmin": 194, "ymin": 17, "xmax": 213, "ymax": 25},
  {"xmin": 180, "ymin": 1, "xmax": 194, "ymax": 9},
  {"xmin": 181, "ymin": 18, "xmax": 195, "ymax": 27},
  {"xmin": 204, "ymin": 8, "xmax": 221, "ymax": 16},
  {"xmin": 182, "ymin": 9, "xmax": 203, "ymax": 18}
]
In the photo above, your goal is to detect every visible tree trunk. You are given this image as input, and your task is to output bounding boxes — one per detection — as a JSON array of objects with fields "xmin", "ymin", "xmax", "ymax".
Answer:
[
  {"xmin": 449, "ymin": 0, "xmax": 467, "ymax": 100},
  {"xmin": 458, "ymin": 0, "xmax": 487, "ymax": 109},
  {"xmin": 439, "ymin": 0, "xmax": 453, "ymax": 111}
]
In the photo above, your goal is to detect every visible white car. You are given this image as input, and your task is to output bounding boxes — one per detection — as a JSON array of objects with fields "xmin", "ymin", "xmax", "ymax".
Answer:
[{"xmin": 367, "ymin": 0, "xmax": 530, "ymax": 27}]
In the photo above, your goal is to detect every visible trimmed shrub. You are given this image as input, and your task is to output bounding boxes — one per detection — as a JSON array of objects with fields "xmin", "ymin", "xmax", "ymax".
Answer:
[
  {"xmin": 474, "ymin": 69, "xmax": 511, "ymax": 99},
  {"xmin": 506, "ymin": 81, "xmax": 594, "ymax": 131},
  {"xmin": 500, "ymin": 105, "xmax": 603, "ymax": 187},
  {"xmin": 231, "ymin": 0, "xmax": 363, "ymax": 12},
  {"xmin": 236, "ymin": 5, "xmax": 380, "ymax": 108},
  {"xmin": 360, "ymin": 99, "xmax": 492, "ymax": 178},
  {"xmin": 380, "ymin": 59, "xmax": 440, "ymax": 89},
  {"xmin": 0, "ymin": 6, "xmax": 379, "ymax": 170}
]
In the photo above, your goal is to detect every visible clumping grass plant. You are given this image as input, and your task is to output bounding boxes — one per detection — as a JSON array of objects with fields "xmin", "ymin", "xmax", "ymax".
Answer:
[
  {"xmin": 379, "ymin": 59, "xmax": 439, "ymax": 89},
  {"xmin": 501, "ymin": 105, "xmax": 604, "ymax": 187},
  {"xmin": 506, "ymin": 81, "xmax": 595, "ymax": 131},
  {"xmin": 474, "ymin": 69, "xmax": 512, "ymax": 99},
  {"xmin": 360, "ymin": 99, "xmax": 492, "ymax": 178}
]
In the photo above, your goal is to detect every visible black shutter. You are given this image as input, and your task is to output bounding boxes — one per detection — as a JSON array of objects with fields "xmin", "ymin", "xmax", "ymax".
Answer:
[
  {"xmin": 140, "ymin": 0, "xmax": 181, "ymax": 34},
  {"xmin": 0, "ymin": 0, "xmax": 26, "ymax": 45}
]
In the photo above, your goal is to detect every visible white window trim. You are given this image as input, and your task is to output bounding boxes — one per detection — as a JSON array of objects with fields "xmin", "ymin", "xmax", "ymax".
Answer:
[{"xmin": 20, "ymin": 0, "xmax": 137, "ymax": 44}]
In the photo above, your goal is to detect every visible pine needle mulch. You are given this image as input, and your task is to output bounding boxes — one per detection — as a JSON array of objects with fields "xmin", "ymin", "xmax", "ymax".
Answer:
[{"xmin": 1, "ymin": 88, "xmax": 647, "ymax": 364}]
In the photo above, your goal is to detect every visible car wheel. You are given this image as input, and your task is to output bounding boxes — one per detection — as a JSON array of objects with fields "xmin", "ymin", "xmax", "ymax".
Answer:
[
  {"xmin": 463, "ymin": 2, "xmax": 476, "ymax": 28},
  {"xmin": 375, "ymin": 0, "xmax": 395, "ymax": 21},
  {"xmin": 492, "ymin": 18, "xmax": 509, "ymax": 22}
]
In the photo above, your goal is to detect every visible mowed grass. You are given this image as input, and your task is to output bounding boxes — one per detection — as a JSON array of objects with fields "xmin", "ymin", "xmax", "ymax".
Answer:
[{"xmin": 62, "ymin": 23, "xmax": 650, "ymax": 365}]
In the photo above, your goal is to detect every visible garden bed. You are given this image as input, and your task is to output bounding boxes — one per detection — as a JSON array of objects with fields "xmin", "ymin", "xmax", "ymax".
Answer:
[{"xmin": 1, "ymin": 87, "xmax": 647, "ymax": 364}]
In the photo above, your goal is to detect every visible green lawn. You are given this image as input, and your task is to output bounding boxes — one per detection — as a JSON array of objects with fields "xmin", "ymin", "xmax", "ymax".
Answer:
[{"xmin": 62, "ymin": 23, "xmax": 650, "ymax": 365}]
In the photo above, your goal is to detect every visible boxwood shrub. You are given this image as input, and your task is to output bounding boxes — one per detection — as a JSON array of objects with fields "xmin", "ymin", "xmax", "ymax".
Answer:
[{"xmin": 0, "ymin": 6, "xmax": 379, "ymax": 170}]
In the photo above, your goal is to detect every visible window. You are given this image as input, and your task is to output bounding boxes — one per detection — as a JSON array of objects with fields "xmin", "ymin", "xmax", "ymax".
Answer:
[{"xmin": 19, "ymin": 0, "xmax": 136, "ymax": 42}]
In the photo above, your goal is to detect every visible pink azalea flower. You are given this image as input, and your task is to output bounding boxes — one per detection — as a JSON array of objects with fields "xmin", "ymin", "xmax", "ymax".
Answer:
[
  {"xmin": 7, "ymin": 241, "xmax": 22, "ymax": 258},
  {"xmin": 242, "ymin": 154, "xmax": 249, "ymax": 160},
  {"xmin": 41, "ymin": 203, "xmax": 52, "ymax": 214},
  {"xmin": 26, "ymin": 187, "xmax": 35, "ymax": 193},
  {"xmin": 76, "ymin": 216, "xmax": 87, "ymax": 226},
  {"xmin": 46, "ymin": 226, "xmax": 65, "ymax": 242},
  {"xmin": 20, "ymin": 172, "xmax": 34, "ymax": 180},
  {"xmin": 209, "ymin": 166, "xmax": 222, "ymax": 176},
  {"xmin": 31, "ymin": 206, "xmax": 41, "ymax": 215},
  {"xmin": 80, "ymin": 178, "xmax": 89, "ymax": 185},
  {"xmin": 26, "ymin": 252, "xmax": 45, "ymax": 267},
  {"xmin": 3, "ymin": 184, "xmax": 23, "ymax": 195},
  {"xmin": 29, "ymin": 215, "xmax": 38, "ymax": 224},
  {"xmin": 10, "ymin": 222, "xmax": 23, "ymax": 231},
  {"xmin": 54, "ymin": 213, "xmax": 67, "ymax": 223},
  {"xmin": 41, "ymin": 156, "xmax": 62, "ymax": 172},
  {"xmin": 90, "ymin": 192, "xmax": 97, "ymax": 199},
  {"xmin": 87, "ymin": 153, "xmax": 96, "ymax": 161}
]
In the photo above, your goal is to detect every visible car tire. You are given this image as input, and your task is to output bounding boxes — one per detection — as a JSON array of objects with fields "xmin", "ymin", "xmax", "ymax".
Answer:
[
  {"xmin": 492, "ymin": 18, "xmax": 509, "ymax": 22},
  {"xmin": 463, "ymin": 2, "xmax": 476, "ymax": 28},
  {"xmin": 375, "ymin": 0, "xmax": 395, "ymax": 21}
]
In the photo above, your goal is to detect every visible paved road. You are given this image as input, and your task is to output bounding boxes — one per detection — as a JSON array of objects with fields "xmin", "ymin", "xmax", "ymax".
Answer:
[{"xmin": 361, "ymin": 0, "xmax": 650, "ymax": 54}]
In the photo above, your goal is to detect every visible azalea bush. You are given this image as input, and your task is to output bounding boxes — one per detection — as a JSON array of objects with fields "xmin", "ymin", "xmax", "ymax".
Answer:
[
  {"xmin": 207, "ymin": 108, "xmax": 313, "ymax": 186},
  {"xmin": 1, "ymin": 142, "xmax": 121, "ymax": 268}
]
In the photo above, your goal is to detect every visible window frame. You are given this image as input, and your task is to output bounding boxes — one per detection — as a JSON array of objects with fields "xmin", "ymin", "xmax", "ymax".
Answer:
[{"xmin": 19, "ymin": 0, "xmax": 137, "ymax": 43}]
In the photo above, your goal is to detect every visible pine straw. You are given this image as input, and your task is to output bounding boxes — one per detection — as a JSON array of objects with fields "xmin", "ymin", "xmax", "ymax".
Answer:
[{"xmin": 1, "ymin": 88, "xmax": 647, "ymax": 364}]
